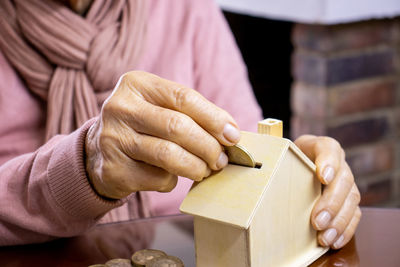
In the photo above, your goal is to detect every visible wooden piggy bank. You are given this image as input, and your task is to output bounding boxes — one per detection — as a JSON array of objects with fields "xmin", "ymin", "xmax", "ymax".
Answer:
[{"xmin": 180, "ymin": 119, "xmax": 328, "ymax": 267}]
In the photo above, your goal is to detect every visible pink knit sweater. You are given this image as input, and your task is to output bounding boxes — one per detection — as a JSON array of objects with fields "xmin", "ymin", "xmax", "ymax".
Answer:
[{"xmin": 0, "ymin": 0, "xmax": 262, "ymax": 245}]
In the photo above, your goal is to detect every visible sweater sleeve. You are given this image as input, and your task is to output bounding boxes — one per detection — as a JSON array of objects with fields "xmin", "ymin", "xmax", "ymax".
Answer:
[
  {"xmin": 192, "ymin": 0, "xmax": 263, "ymax": 132},
  {"xmin": 0, "ymin": 119, "xmax": 131, "ymax": 246}
]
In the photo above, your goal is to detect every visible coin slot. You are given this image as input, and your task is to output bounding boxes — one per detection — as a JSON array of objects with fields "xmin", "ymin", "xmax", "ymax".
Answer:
[{"xmin": 228, "ymin": 162, "xmax": 262, "ymax": 169}]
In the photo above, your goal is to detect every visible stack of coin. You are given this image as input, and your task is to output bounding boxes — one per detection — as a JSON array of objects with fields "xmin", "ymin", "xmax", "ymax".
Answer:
[
  {"xmin": 146, "ymin": 255, "xmax": 184, "ymax": 267},
  {"xmin": 105, "ymin": 259, "xmax": 132, "ymax": 267},
  {"xmin": 88, "ymin": 249, "xmax": 184, "ymax": 267},
  {"xmin": 88, "ymin": 258, "xmax": 132, "ymax": 267},
  {"xmin": 131, "ymin": 249, "xmax": 167, "ymax": 266},
  {"xmin": 132, "ymin": 249, "xmax": 183, "ymax": 267}
]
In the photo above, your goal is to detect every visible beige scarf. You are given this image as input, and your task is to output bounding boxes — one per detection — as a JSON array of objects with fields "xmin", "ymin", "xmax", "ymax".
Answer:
[{"xmin": 0, "ymin": 0, "xmax": 146, "ymax": 140}]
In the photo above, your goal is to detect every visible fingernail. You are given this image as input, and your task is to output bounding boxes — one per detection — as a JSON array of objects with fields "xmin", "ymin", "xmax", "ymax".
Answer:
[
  {"xmin": 323, "ymin": 228, "xmax": 337, "ymax": 245},
  {"xmin": 223, "ymin": 123, "xmax": 240, "ymax": 143},
  {"xmin": 322, "ymin": 166, "xmax": 334, "ymax": 184},
  {"xmin": 315, "ymin": 211, "xmax": 331, "ymax": 229},
  {"xmin": 216, "ymin": 152, "xmax": 228, "ymax": 169},
  {"xmin": 333, "ymin": 235, "xmax": 344, "ymax": 249}
]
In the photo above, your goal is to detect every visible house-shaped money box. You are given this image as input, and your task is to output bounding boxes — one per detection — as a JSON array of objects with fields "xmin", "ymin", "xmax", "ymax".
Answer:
[{"xmin": 180, "ymin": 119, "xmax": 328, "ymax": 267}]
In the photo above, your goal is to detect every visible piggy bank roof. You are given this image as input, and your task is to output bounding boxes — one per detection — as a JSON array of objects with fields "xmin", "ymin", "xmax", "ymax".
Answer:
[{"xmin": 180, "ymin": 131, "xmax": 315, "ymax": 229}]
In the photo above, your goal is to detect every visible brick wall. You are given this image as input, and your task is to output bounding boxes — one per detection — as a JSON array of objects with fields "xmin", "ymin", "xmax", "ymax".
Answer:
[{"xmin": 291, "ymin": 18, "xmax": 400, "ymax": 207}]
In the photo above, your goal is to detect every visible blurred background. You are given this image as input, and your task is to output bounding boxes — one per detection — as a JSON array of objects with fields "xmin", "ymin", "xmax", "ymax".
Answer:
[{"xmin": 217, "ymin": 0, "xmax": 400, "ymax": 208}]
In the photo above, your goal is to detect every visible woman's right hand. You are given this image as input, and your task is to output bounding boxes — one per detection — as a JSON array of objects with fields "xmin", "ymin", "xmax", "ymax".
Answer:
[{"xmin": 85, "ymin": 71, "xmax": 241, "ymax": 199}]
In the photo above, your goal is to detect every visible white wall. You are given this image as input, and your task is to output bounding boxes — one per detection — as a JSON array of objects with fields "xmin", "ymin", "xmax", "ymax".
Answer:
[{"xmin": 217, "ymin": 0, "xmax": 400, "ymax": 24}]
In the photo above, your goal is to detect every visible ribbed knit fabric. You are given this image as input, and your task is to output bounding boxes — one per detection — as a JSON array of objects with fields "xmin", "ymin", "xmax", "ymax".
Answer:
[{"xmin": 47, "ymin": 118, "xmax": 143, "ymax": 220}]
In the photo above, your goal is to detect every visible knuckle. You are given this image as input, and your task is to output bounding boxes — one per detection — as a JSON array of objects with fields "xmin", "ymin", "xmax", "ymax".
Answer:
[
  {"xmin": 129, "ymin": 105, "xmax": 146, "ymax": 129},
  {"xmin": 344, "ymin": 178, "xmax": 355, "ymax": 192},
  {"xmin": 326, "ymin": 198, "xmax": 342, "ymax": 215},
  {"xmin": 323, "ymin": 136, "xmax": 340, "ymax": 147},
  {"xmin": 119, "ymin": 71, "xmax": 151, "ymax": 97},
  {"xmin": 172, "ymin": 86, "xmax": 191, "ymax": 110},
  {"xmin": 102, "ymin": 99, "xmax": 117, "ymax": 116},
  {"xmin": 340, "ymin": 167, "xmax": 355, "ymax": 185},
  {"xmin": 102, "ymin": 99, "xmax": 132, "ymax": 123},
  {"xmin": 349, "ymin": 189, "xmax": 361, "ymax": 205},
  {"xmin": 98, "ymin": 133, "xmax": 116, "ymax": 151},
  {"xmin": 121, "ymin": 70, "xmax": 140, "ymax": 82},
  {"xmin": 315, "ymin": 136, "xmax": 341, "ymax": 152},
  {"xmin": 157, "ymin": 142, "xmax": 179, "ymax": 167},
  {"xmin": 121, "ymin": 134, "xmax": 139, "ymax": 156},
  {"xmin": 119, "ymin": 73, "xmax": 131, "ymax": 85},
  {"xmin": 333, "ymin": 215, "xmax": 348, "ymax": 231},
  {"xmin": 166, "ymin": 114, "xmax": 187, "ymax": 137},
  {"xmin": 99, "ymin": 129, "xmax": 139, "ymax": 159},
  {"xmin": 313, "ymin": 139, "xmax": 325, "ymax": 153}
]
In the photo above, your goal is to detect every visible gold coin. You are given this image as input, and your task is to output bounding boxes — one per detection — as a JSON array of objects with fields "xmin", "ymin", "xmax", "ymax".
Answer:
[
  {"xmin": 105, "ymin": 258, "xmax": 132, "ymax": 267},
  {"xmin": 131, "ymin": 249, "xmax": 167, "ymax": 267},
  {"xmin": 146, "ymin": 255, "xmax": 184, "ymax": 267},
  {"xmin": 225, "ymin": 144, "xmax": 256, "ymax": 168}
]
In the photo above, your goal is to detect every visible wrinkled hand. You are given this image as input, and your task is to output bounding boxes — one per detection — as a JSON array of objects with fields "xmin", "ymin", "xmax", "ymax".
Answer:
[
  {"xmin": 85, "ymin": 71, "xmax": 240, "ymax": 199},
  {"xmin": 295, "ymin": 135, "xmax": 361, "ymax": 250}
]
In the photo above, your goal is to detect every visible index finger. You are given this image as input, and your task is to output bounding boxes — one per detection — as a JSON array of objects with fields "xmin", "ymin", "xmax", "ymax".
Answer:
[{"xmin": 121, "ymin": 71, "xmax": 241, "ymax": 146}]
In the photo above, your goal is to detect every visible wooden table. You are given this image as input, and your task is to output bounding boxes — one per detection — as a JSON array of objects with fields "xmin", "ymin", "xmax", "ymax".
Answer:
[{"xmin": 0, "ymin": 207, "xmax": 398, "ymax": 267}]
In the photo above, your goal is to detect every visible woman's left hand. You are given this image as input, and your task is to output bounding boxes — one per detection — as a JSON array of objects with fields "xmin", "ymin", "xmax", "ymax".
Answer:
[{"xmin": 295, "ymin": 135, "xmax": 361, "ymax": 249}]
